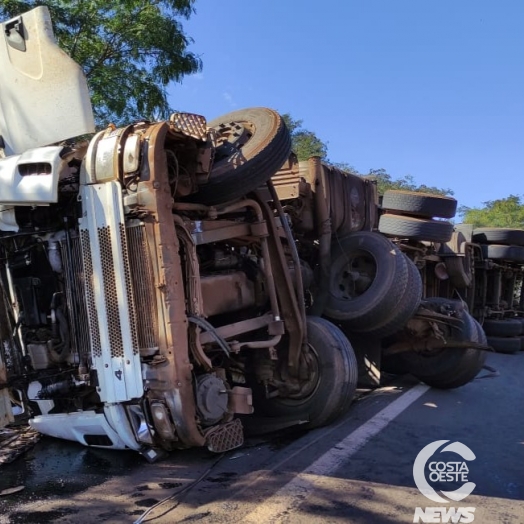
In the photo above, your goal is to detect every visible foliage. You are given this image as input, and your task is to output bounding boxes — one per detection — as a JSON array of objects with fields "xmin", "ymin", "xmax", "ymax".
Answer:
[
  {"xmin": 459, "ymin": 195, "xmax": 524, "ymax": 228},
  {"xmin": 0, "ymin": 0, "xmax": 201, "ymax": 125},
  {"xmin": 330, "ymin": 162, "xmax": 360, "ymax": 175},
  {"xmin": 329, "ymin": 166, "xmax": 453, "ymax": 197},
  {"xmin": 281, "ymin": 114, "xmax": 328, "ymax": 160},
  {"xmin": 362, "ymin": 169, "xmax": 454, "ymax": 197},
  {"xmin": 280, "ymin": 113, "xmax": 452, "ymax": 197}
]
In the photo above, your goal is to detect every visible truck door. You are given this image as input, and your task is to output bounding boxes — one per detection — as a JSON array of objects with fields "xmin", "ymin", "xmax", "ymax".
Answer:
[{"xmin": 0, "ymin": 6, "xmax": 95, "ymax": 157}]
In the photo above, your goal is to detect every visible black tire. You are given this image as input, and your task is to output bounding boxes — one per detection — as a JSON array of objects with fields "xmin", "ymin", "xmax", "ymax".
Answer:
[
  {"xmin": 515, "ymin": 318, "xmax": 524, "ymax": 335},
  {"xmin": 400, "ymin": 311, "xmax": 487, "ymax": 389},
  {"xmin": 382, "ymin": 190, "xmax": 457, "ymax": 219},
  {"xmin": 472, "ymin": 318, "xmax": 487, "ymax": 345},
  {"xmin": 480, "ymin": 244, "xmax": 524, "ymax": 262},
  {"xmin": 325, "ymin": 232, "xmax": 409, "ymax": 331},
  {"xmin": 487, "ymin": 336, "xmax": 521, "ymax": 354},
  {"xmin": 378, "ymin": 214, "xmax": 453, "ymax": 243},
  {"xmin": 193, "ymin": 107, "xmax": 291, "ymax": 205},
  {"xmin": 482, "ymin": 318, "xmax": 522, "ymax": 337},
  {"xmin": 256, "ymin": 317, "xmax": 358, "ymax": 428},
  {"xmin": 473, "ymin": 228, "xmax": 524, "ymax": 246},
  {"xmin": 369, "ymin": 255, "xmax": 423, "ymax": 338}
]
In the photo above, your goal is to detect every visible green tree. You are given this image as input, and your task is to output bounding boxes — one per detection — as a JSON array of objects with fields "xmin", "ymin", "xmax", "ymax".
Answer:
[
  {"xmin": 331, "ymin": 166, "xmax": 453, "ymax": 197},
  {"xmin": 0, "ymin": 0, "xmax": 201, "ymax": 125},
  {"xmin": 281, "ymin": 114, "xmax": 328, "ymax": 160},
  {"xmin": 281, "ymin": 113, "xmax": 452, "ymax": 197},
  {"xmin": 460, "ymin": 195, "xmax": 524, "ymax": 228},
  {"xmin": 330, "ymin": 162, "xmax": 361, "ymax": 175},
  {"xmin": 363, "ymin": 169, "xmax": 454, "ymax": 197}
]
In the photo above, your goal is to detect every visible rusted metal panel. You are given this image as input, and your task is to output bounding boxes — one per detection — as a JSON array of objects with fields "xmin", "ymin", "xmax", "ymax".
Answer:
[
  {"xmin": 199, "ymin": 314, "xmax": 273, "ymax": 345},
  {"xmin": 228, "ymin": 386, "xmax": 253, "ymax": 415},
  {"xmin": 255, "ymin": 196, "xmax": 305, "ymax": 375},
  {"xmin": 200, "ymin": 272, "xmax": 257, "ymax": 317},
  {"xmin": 319, "ymin": 163, "xmax": 369, "ymax": 235},
  {"xmin": 187, "ymin": 220, "xmax": 252, "ymax": 245},
  {"xmin": 138, "ymin": 122, "xmax": 205, "ymax": 448},
  {"xmin": 168, "ymin": 112, "xmax": 208, "ymax": 142},
  {"xmin": 273, "ymin": 156, "xmax": 377, "ymax": 236},
  {"xmin": 270, "ymin": 156, "xmax": 306, "ymax": 201}
]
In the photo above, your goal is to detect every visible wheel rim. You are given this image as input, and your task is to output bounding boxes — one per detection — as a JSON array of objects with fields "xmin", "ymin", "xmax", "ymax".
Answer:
[
  {"xmin": 277, "ymin": 346, "xmax": 321, "ymax": 404},
  {"xmin": 333, "ymin": 249, "xmax": 377, "ymax": 301},
  {"xmin": 213, "ymin": 121, "xmax": 255, "ymax": 162}
]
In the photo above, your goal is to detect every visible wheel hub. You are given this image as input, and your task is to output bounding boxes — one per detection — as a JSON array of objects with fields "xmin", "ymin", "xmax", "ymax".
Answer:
[
  {"xmin": 285, "ymin": 348, "xmax": 319, "ymax": 400},
  {"xmin": 335, "ymin": 251, "xmax": 376, "ymax": 300},
  {"xmin": 213, "ymin": 120, "xmax": 254, "ymax": 161}
]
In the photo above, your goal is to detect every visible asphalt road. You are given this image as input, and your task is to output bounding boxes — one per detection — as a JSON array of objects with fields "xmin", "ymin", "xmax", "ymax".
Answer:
[{"xmin": 0, "ymin": 351, "xmax": 523, "ymax": 524}]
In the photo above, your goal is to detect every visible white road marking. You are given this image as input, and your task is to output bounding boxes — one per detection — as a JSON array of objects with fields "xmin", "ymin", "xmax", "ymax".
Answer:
[{"xmin": 242, "ymin": 383, "xmax": 430, "ymax": 523}]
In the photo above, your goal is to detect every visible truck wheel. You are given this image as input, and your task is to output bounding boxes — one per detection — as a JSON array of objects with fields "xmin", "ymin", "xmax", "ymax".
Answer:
[
  {"xmin": 515, "ymin": 318, "xmax": 524, "ymax": 335},
  {"xmin": 400, "ymin": 312, "xmax": 487, "ymax": 389},
  {"xmin": 382, "ymin": 190, "xmax": 457, "ymax": 219},
  {"xmin": 324, "ymin": 232, "xmax": 409, "ymax": 331},
  {"xmin": 191, "ymin": 107, "xmax": 291, "ymax": 205},
  {"xmin": 257, "ymin": 317, "xmax": 358, "ymax": 428},
  {"xmin": 480, "ymin": 244, "xmax": 524, "ymax": 262},
  {"xmin": 486, "ymin": 336, "xmax": 521, "ymax": 354},
  {"xmin": 473, "ymin": 318, "xmax": 487, "ymax": 344},
  {"xmin": 369, "ymin": 255, "xmax": 422, "ymax": 338},
  {"xmin": 378, "ymin": 214, "xmax": 453, "ymax": 243},
  {"xmin": 482, "ymin": 318, "xmax": 522, "ymax": 337},
  {"xmin": 473, "ymin": 228, "xmax": 524, "ymax": 246}
]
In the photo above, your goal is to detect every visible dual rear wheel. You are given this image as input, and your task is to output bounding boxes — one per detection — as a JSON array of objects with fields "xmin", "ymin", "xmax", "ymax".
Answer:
[
  {"xmin": 325, "ymin": 231, "xmax": 422, "ymax": 338},
  {"xmin": 384, "ymin": 301, "xmax": 487, "ymax": 389}
]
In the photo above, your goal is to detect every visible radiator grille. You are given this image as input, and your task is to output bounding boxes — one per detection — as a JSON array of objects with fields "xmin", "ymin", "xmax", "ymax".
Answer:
[
  {"xmin": 126, "ymin": 224, "xmax": 159, "ymax": 352},
  {"xmin": 60, "ymin": 236, "xmax": 91, "ymax": 358},
  {"xmin": 97, "ymin": 226, "xmax": 124, "ymax": 359},
  {"xmin": 119, "ymin": 223, "xmax": 139, "ymax": 356},
  {"xmin": 80, "ymin": 229, "xmax": 102, "ymax": 358}
]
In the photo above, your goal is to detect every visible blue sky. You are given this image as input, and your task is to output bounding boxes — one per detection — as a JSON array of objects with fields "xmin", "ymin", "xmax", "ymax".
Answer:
[{"xmin": 168, "ymin": 0, "xmax": 524, "ymax": 212}]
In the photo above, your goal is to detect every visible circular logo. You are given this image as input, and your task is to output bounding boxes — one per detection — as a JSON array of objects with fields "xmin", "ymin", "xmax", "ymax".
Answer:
[{"xmin": 413, "ymin": 440, "xmax": 476, "ymax": 503}]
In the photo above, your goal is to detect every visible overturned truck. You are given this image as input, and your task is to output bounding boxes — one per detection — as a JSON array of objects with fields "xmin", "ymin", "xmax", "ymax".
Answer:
[
  {"xmin": 0, "ymin": 7, "xmax": 494, "ymax": 458},
  {"xmin": 0, "ymin": 7, "xmax": 360, "ymax": 458}
]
